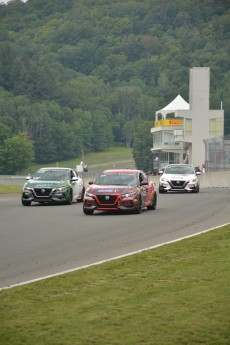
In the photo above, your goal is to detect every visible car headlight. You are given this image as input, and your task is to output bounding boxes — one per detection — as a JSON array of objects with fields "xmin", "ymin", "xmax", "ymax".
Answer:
[
  {"xmin": 23, "ymin": 186, "xmax": 33, "ymax": 191},
  {"xmin": 161, "ymin": 177, "xmax": 168, "ymax": 182},
  {"xmin": 85, "ymin": 191, "xmax": 94, "ymax": 197},
  {"xmin": 189, "ymin": 178, "xmax": 197, "ymax": 183},
  {"xmin": 122, "ymin": 192, "xmax": 135, "ymax": 198},
  {"xmin": 56, "ymin": 186, "xmax": 68, "ymax": 192}
]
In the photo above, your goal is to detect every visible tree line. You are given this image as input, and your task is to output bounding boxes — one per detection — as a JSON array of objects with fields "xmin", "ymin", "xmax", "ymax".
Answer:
[{"xmin": 0, "ymin": 0, "xmax": 229, "ymax": 173}]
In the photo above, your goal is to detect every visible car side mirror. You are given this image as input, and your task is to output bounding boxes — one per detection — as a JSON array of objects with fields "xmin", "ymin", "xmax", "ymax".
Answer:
[
  {"xmin": 196, "ymin": 172, "xmax": 201, "ymax": 175},
  {"xmin": 71, "ymin": 176, "xmax": 79, "ymax": 181},
  {"xmin": 140, "ymin": 180, "xmax": 148, "ymax": 186},
  {"xmin": 158, "ymin": 170, "xmax": 164, "ymax": 175}
]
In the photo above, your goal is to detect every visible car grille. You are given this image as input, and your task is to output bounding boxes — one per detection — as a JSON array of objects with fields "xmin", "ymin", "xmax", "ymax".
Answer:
[
  {"xmin": 96, "ymin": 194, "xmax": 119, "ymax": 205},
  {"xmin": 170, "ymin": 180, "xmax": 186, "ymax": 188},
  {"xmin": 33, "ymin": 188, "xmax": 53, "ymax": 197}
]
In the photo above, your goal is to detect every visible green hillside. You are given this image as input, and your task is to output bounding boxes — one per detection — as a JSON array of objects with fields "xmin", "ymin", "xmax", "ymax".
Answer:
[{"xmin": 0, "ymin": 0, "xmax": 229, "ymax": 174}]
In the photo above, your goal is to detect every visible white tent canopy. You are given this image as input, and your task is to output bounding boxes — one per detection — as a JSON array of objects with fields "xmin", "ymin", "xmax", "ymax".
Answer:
[{"xmin": 156, "ymin": 94, "xmax": 189, "ymax": 120}]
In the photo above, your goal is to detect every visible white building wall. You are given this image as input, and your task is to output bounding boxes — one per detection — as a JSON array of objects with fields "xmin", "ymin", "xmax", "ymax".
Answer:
[
  {"xmin": 176, "ymin": 68, "xmax": 224, "ymax": 167},
  {"xmin": 189, "ymin": 67, "xmax": 210, "ymax": 167}
]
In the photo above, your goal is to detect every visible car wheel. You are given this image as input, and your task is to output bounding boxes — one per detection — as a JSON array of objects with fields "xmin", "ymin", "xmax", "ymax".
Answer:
[
  {"xmin": 194, "ymin": 185, "xmax": 200, "ymax": 193},
  {"xmin": 66, "ymin": 191, "xmax": 73, "ymax": 205},
  {"xmin": 135, "ymin": 197, "xmax": 142, "ymax": 214},
  {"xmin": 78, "ymin": 187, "xmax": 85, "ymax": 202},
  {"xmin": 83, "ymin": 207, "xmax": 94, "ymax": 215},
  {"xmin": 22, "ymin": 199, "xmax": 31, "ymax": 206},
  {"xmin": 147, "ymin": 192, "xmax": 157, "ymax": 210}
]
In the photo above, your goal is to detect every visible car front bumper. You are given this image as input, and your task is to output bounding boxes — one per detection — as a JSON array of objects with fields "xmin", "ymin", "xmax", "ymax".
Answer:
[
  {"xmin": 83, "ymin": 194, "xmax": 139, "ymax": 212},
  {"xmin": 159, "ymin": 181, "xmax": 198, "ymax": 192},
  {"xmin": 22, "ymin": 188, "xmax": 71, "ymax": 203}
]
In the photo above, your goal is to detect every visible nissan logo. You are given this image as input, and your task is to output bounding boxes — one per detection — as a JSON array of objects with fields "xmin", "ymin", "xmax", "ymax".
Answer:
[
  {"xmin": 41, "ymin": 189, "xmax": 46, "ymax": 194},
  {"xmin": 105, "ymin": 195, "xmax": 110, "ymax": 200}
]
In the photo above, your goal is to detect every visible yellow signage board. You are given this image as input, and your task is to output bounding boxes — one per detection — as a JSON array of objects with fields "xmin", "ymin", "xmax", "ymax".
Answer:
[{"xmin": 154, "ymin": 119, "xmax": 183, "ymax": 127}]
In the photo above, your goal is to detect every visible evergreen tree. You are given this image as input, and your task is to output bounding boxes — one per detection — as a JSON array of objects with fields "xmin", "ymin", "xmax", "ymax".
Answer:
[{"xmin": 132, "ymin": 121, "xmax": 153, "ymax": 172}]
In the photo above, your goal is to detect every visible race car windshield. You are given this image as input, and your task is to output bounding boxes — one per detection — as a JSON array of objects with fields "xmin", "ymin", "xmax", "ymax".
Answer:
[
  {"xmin": 33, "ymin": 170, "xmax": 70, "ymax": 181},
  {"xmin": 95, "ymin": 173, "xmax": 138, "ymax": 186},
  {"xmin": 165, "ymin": 166, "xmax": 194, "ymax": 174}
]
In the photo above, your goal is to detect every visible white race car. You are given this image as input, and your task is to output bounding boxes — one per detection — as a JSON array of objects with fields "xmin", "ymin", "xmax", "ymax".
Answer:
[{"xmin": 159, "ymin": 164, "xmax": 201, "ymax": 193}]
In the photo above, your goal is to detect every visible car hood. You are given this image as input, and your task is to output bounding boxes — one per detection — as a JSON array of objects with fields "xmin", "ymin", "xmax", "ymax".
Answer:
[
  {"xmin": 162, "ymin": 174, "xmax": 196, "ymax": 180},
  {"xmin": 24, "ymin": 179, "xmax": 69, "ymax": 188},
  {"xmin": 88, "ymin": 185, "xmax": 136, "ymax": 194}
]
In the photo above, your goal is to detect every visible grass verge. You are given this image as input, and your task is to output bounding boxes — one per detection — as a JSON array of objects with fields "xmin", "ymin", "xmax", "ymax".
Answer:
[
  {"xmin": 0, "ymin": 184, "xmax": 22, "ymax": 194},
  {"xmin": 1, "ymin": 224, "xmax": 230, "ymax": 345}
]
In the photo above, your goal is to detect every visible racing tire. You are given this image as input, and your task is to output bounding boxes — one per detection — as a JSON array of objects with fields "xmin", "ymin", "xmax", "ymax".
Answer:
[
  {"xmin": 22, "ymin": 199, "xmax": 31, "ymax": 206},
  {"xmin": 66, "ymin": 191, "xmax": 73, "ymax": 205},
  {"xmin": 135, "ymin": 197, "xmax": 142, "ymax": 214},
  {"xmin": 193, "ymin": 185, "xmax": 200, "ymax": 193},
  {"xmin": 78, "ymin": 187, "xmax": 85, "ymax": 202},
  {"xmin": 83, "ymin": 207, "xmax": 94, "ymax": 215},
  {"xmin": 147, "ymin": 193, "xmax": 157, "ymax": 210},
  {"xmin": 159, "ymin": 187, "xmax": 166, "ymax": 194}
]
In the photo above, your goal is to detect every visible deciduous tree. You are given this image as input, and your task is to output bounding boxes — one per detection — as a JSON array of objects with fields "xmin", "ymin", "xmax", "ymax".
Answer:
[{"xmin": 0, "ymin": 133, "xmax": 34, "ymax": 174}]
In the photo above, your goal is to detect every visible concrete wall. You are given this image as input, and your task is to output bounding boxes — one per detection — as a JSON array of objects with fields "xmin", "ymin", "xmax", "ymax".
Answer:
[{"xmin": 198, "ymin": 171, "xmax": 230, "ymax": 188}]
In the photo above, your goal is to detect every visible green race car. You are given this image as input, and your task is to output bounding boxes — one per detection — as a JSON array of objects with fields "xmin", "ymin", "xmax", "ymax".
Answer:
[{"xmin": 21, "ymin": 167, "xmax": 85, "ymax": 206}]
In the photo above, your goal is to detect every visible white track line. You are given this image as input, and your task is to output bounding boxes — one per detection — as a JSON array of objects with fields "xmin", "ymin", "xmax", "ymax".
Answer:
[{"xmin": 1, "ymin": 223, "xmax": 229, "ymax": 290}]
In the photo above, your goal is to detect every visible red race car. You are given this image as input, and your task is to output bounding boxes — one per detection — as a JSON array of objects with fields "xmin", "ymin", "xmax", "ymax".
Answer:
[{"xmin": 83, "ymin": 169, "xmax": 157, "ymax": 215}]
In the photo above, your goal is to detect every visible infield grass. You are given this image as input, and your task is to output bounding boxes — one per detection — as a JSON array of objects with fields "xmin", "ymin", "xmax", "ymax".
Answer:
[
  {"xmin": 0, "ymin": 184, "xmax": 22, "ymax": 194},
  {"xmin": 24, "ymin": 147, "xmax": 134, "ymax": 174},
  {"xmin": 1, "ymin": 224, "xmax": 230, "ymax": 345}
]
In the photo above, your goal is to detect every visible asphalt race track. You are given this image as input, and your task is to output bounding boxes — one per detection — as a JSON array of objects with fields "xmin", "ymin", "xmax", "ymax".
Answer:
[{"xmin": 0, "ymin": 188, "xmax": 229, "ymax": 288}]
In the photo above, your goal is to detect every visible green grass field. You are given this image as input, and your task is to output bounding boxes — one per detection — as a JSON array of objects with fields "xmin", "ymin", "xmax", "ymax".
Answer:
[
  {"xmin": 24, "ymin": 147, "xmax": 134, "ymax": 174},
  {"xmin": 0, "ymin": 184, "xmax": 22, "ymax": 194},
  {"xmin": 1, "ymin": 224, "xmax": 230, "ymax": 345}
]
